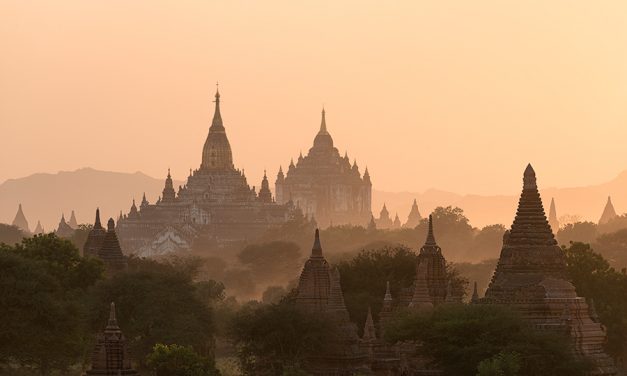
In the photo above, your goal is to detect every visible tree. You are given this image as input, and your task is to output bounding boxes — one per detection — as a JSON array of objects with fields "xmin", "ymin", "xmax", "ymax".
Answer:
[
  {"xmin": 563, "ymin": 242, "xmax": 627, "ymax": 358},
  {"xmin": 556, "ymin": 222, "xmax": 597, "ymax": 246},
  {"xmin": 384, "ymin": 304, "xmax": 589, "ymax": 376},
  {"xmin": 337, "ymin": 246, "xmax": 418, "ymax": 330},
  {"xmin": 238, "ymin": 241, "xmax": 303, "ymax": 286},
  {"xmin": 476, "ymin": 351, "xmax": 521, "ymax": 376},
  {"xmin": 70, "ymin": 223, "xmax": 93, "ymax": 253},
  {"xmin": 88, "ymin": 258, "xmax": 217, "ymax": 368},
  {"xmin": 594, "ymin": 228, "xmax": 627, "ymax": 269},
  {"xmin": 146, "ymin": 343, "xmax": 220, "ymax": 376},
  {"xmin": 229, "ymin": 302, "xmax": 334, "ymax": 375},
  {"xmin": 471, "ymin": 224, "xmax": 506, "ymax": 261},
  {"xmin": 0, "ymin": 234, "xmax": 104, "ymax": 375}
]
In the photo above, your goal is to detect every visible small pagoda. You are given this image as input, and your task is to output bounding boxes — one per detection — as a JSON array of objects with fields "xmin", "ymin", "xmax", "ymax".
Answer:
[{"xmin": 85, "ymin": 302, "xmax": 138, "ymax": 375}]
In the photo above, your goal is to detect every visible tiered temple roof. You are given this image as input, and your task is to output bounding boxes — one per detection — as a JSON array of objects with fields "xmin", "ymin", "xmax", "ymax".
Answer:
[
  {"xmin": 12, "ymin": 204, "xmax": 30, "ymax": 233},
  {"xmin": 85, "ymin": 302, "xmax": 138, "ymax": 375},
  {"xmin": 484, "ymin": 164, "xmax": 617, "ymax": 375}
]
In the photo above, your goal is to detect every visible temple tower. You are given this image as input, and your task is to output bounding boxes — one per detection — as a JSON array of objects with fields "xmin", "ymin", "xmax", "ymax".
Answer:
[
  {"xmin": 404, "ymin": 199, "xmax": 422, "ymax": 228},
  {"xmin": 599, "ymin": 196, "xmax": 618, "ymax": 225},
  {"xmin": 56, "ymin": 214, "xmax": 74, "ymax": 238},
  {"xmin": 85, "ymin": 302, "xmax": 138, "ymax": 375},
  {"xmin": 33, "ymin": 220, "xmax": 44, "ymax": 234},
  {"xmin": 84, "ymin": 208, "xmax": 107, "ymax": 259},
  {"xmin": 161, "ymin": 169, "xmax": 176, "ymax": 203},
  {"xmin": 200, "ymin": 88, "xmax": 234, "ymax": 172},
  {"xmin": 417, "ymin": 214, "xmax": 448, "ymax": 305},
  {"xmin": 295, "ymin": 229, "xmax": 331, "ymax": 312},
  {"xmin": 68, "ymin": 210, "xmax": 78, "ymax": 229},
  {"xmin": 484, "ymin": 164, "xmax": 617, "ymax": 375},
  {"xmin": 12, "ymin": 204, "xmax": 30, "ymax": 233},
  {"xmin": 548, "ymin": 197, "xmax": 559, "ymax": 234},
  {"xmin": 258, "ymin": 171, "xmax": 273, "ymax": 203},
  {"xmin": 98, "ymin": 218, "xmax": 128, "ymax": 274}
]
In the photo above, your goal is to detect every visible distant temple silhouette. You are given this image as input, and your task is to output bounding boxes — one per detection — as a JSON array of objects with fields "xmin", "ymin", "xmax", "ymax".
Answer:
[
  {"xmin": 116, "ymin": 88, "xmax": 296, "ymax": 256},
  {"xmin": 275, "ymin": 108, "xmax": 372, "ymax": 228}
]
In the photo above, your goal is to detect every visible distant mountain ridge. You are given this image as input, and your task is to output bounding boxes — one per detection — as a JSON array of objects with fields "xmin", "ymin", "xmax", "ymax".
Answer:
[
  {"xmin": 1, "ymin": 168, "xmax": 626, "ymax": 231},
  {"xmin": 0, "ymin": 168, "xmax": 183, "ymax": 231}
]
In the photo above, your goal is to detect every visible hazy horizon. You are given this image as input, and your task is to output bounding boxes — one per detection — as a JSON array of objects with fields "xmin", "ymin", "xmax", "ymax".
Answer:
[{"xmin": 2, "ymin": 1, "xmax": 627, "ymax": 195}]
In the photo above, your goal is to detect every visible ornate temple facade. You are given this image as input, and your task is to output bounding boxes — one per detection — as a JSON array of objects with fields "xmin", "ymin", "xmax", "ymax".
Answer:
[
  {"xmin": 275, "ymin": 109, "xmax": 372, "ymax": 228},
  {"xmin": 84, "ymin": 302, "xmax": 138, "ymax": 375},
  {"xmin": 482, "ymin": 164, "xmax": 618, "ymax": 375},
  {"xmin": 116, "ymin": 89, "xmax": 293, "ymax": 256}
]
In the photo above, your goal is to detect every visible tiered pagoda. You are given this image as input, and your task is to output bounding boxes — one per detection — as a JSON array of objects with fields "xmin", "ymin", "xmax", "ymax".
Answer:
[
  {"xmin": 294, "ymin": 230, "xmax": 371, "ymax": 374},
  {"xmin": 275, "ymin": 109, "xmax": 372, "ymax": 228},
  {"xmin": 68, "ymin": 210, "xmax": 78, "ymax": 229},
  {"xmin": 85, "ymin": 302, "xmax": 138, "ymax": 375},
  {"xmin": 483, "ymin": 164, "xmax": 617, "ymax": 375},
  {"xmin": 12, "ymin": 204, "xmax": 30, "ymax": 233},
  {"xmin": 416, "ymin": 215, "xmax": 448, "ymax": 306},
  {"xmin": 84, "ymin": 213, "xmax": 127, "ymax": 274},
  {"xmin": 116, "ymin": 88, "xmax": 293, "ymax": 256}
]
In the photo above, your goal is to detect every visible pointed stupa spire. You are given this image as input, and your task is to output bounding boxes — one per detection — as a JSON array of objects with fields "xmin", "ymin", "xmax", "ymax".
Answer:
[
  {"xmin": 425, "ymin": 214, "xmax": 437, "ymax": 246},
  {"xmin": 201, "ymin": 84, "xmax": 234, "ymax": 171},
  {"xmin": 599, "ymin": 196, "xmax": 618, "ymax": 225},
  {"xmin": 548, "ymin": 197, "xmax": 560, "ymax": 233},
  {"xmin": 471, "ymin": 281, "xmax": 479, "ymax": 303},
  {"xmin": 12, "ymin": 204, "xmax": 30, "ymax": 232},
  {"xmin": 384, "ymin": 281, "xmax": 392, "ymax": 301},
  {"xmin": 94, "ymin": 208, "xmax": 103, "ymax": 229},
  {"xmin": 320, "ymin": 107, "xmax": 327, "ymax": 133},
  {"xmin": 106, "ymin": 302, "xmax": 120, "ymax": 331},
  {"xmin": 34, "ymin": 220, "xmax": 44, "ymax": 234},
  {"xmin": 68, "ymin": 210, "xmax": 78, "ymax": 229},
  {"xmin": 311, "ymin": 229, "xmax": 323, "ymax": 258},
  {"xmin": 362, "ymin": 307, "xmax": 376, "ymax": 341},
  {"xmin": 404, "ymin": 199, "xmax": 422, "ymax": 228},
  {"xmin": 313, "ymin": 107, "xmax": 334, "ymax": 149}
]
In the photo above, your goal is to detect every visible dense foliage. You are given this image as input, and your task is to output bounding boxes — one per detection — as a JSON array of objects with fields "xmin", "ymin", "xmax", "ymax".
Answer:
[
  {"xmin": 384, "ymin": 304, "xmax": 590, "ymax": 376},
  {"xmin": 337, "ymin": 246, "xmax": 468, "ymax": 333},
  {"xmin": 0, "ymin": 234, "xmax": 104, "ymax": 375},
  {"xmin": 563, "ymin": 242, "xmax": 627, "ymax": 358},
  {"xmin": 229, "ymin": 301, "xmax": 334, "ymax": 375},
  {"xmin": 146, "ymin": 343, "xmax": 220, "ymax": 376}
]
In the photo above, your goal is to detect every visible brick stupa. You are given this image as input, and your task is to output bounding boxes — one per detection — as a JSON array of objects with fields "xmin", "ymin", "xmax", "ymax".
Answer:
[
  {"xmin": 484, "ymin": 164, "xmax": 617, "ymax": 375},
  {"xmin": 85, "ymin": 302, "xmax": 138, "ymax": 375}
]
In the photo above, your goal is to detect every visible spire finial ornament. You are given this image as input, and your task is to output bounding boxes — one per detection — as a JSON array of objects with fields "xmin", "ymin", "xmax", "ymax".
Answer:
[
  {"xmin": 426, "ymin": 214, "xmax": 436, "ymax": 246},
  {"xmin": 311, "ymin": 229, "xmax": 323, "ymax": 258},
  {"xmin": 95, "ymin": 208, "xmax": 102, "ymax": 229}
]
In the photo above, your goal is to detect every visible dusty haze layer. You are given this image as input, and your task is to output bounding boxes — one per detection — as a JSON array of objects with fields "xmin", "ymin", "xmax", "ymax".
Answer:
[{"xmin": 1, "ymin": 1, "xmax": 627, "ymax": 194}]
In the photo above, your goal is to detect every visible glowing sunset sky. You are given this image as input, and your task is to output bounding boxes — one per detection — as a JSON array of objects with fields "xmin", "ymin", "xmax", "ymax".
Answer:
[{"xmin": 1, "ymin": 1, "xmax": 626, "ymax": 194}]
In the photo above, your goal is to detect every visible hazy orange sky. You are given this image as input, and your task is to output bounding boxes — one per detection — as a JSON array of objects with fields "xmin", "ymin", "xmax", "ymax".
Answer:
[{"xmin": 1, "ymin": 1, "xmax": 627, "ymax": 195}]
